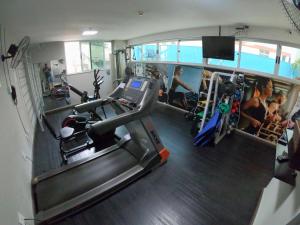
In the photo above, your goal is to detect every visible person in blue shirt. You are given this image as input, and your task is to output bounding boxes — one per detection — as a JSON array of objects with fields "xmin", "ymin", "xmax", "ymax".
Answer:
[{"xmin": 43, "ymin": 63, "xmax": 53, "ymax": 90}]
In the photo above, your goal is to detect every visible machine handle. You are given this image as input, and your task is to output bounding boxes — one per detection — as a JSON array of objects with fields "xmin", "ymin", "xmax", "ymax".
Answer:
[
  {"xmin": 89, "ymin": 80, "xmax": 158, "ymax": 136},
  {"xmin": 75, "ymin": 98, "xmax": 109, "ymax": 113}
]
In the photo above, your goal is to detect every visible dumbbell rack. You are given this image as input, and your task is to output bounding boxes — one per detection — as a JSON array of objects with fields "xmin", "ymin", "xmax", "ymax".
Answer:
[
  {"xmin": 213, "ymin": 73, "xmax": 237, "ymax": 144},
  {"xmin": 192, "ymin": 72, "xmax": 238, "ymax": 144},
  {"xmin": 198, "ymin": 72, "xmax": 219, "ymax": 132}
]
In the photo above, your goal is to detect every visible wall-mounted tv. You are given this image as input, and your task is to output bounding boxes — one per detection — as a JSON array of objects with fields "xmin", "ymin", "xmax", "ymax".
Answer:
[{"xmin": 202, "ymin": 36, "xmax": 235, "ymax": 60}]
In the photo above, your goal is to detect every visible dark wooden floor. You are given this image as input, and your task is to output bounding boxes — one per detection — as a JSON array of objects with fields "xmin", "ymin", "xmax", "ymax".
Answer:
[{"xmin": 33, "ymin": 104, "xmax": 275, "ymax": 225}]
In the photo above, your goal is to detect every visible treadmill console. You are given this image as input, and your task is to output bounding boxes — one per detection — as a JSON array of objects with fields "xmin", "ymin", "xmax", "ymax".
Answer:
[{"xmin": 122, "ymin": 77, "xmax": 149, "ymax": 105}]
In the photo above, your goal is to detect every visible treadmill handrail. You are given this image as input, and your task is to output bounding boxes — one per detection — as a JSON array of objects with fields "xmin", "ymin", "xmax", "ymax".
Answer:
[
  {"xmin": 73, "ymin": 82, "xmax": 126, "ymax": 113},
  {"xmin": 69, "ymin": 84, "xmax": 84, "ymax": 97},
  {"xmin": 75, "ymin": 98, "xmax": 110, "ymax": 113},
  {"xmin": 89, "ymin": 80, "xmax": 158, "ymax": 137}
]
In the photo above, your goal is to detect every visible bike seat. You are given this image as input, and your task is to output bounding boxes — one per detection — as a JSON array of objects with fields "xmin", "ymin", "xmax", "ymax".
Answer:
[{"xmin": 60, "ymin": 127, "xmax": 75, "ymax": 139}]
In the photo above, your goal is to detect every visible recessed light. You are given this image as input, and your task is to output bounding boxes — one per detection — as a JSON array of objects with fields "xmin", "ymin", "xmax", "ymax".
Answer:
[{"xmin": 82, "ymin": 29, "xmax": 98, "ymax": 36}]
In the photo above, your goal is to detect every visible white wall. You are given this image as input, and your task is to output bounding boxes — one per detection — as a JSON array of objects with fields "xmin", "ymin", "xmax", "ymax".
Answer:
[
  {"xmin": 30, "ymin": 42, "xmax": 65, "ymax": 64},
  {"xmin": 67, "ymin": 70, "xmax": 114, "ymax": 101},
  {"xmin": 0, "ymin": 27, "xmax": 34, "ymax": 225},
  {"xmin": 128, "ymin": 25, "xmax": 300, "ymax": 47}
]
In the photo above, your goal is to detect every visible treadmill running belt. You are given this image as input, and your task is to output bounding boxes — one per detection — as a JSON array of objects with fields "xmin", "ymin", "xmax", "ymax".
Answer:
[{"xmin": 35, "ymin": 149, "xmax": 138, "ymax": 211}]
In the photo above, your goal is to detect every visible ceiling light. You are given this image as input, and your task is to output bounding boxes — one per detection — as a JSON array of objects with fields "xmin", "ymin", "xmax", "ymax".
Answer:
[{"xmin": 82, "ymin": 29, "xmax": 98, "ymax": 36}]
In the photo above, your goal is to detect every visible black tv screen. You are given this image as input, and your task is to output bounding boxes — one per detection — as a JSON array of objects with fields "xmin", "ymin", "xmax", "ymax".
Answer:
[{"xmin": 202, "ymin": 36, "xmax": 235, "ymax": 60}]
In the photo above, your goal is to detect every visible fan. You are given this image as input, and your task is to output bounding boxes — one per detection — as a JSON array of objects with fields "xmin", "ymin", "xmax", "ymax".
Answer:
[
  {"xmin": 281, "ymin": 0, "xmax": 300, "ymax": 32},
  {"xmin": 1, "ymin": 36, "xmax": 30, "ymax": 69}
]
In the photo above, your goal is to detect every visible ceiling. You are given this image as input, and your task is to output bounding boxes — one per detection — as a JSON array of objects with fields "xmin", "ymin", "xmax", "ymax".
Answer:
[{"xmin": 0, "ymin": 0, "xmax": 293, "ymax": 43}]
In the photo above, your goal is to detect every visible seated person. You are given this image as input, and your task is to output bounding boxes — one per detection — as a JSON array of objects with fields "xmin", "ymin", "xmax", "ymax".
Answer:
[
  {"xmin": 168, "ymin": 65, "xmax": 193, "ymax": 109},
  {"xmin": 147, "ymin": 65, "xmax": 168, "ymax": 102},
  {"xmin": 123, "ymin": 66, "xmax": 134, "ymax": 83}
]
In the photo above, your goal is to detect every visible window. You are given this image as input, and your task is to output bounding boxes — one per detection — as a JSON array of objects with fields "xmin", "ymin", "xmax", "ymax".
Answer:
[
  {"xmin": 65, "ymin": 42, "xmax": 82, "ymax": 74},
  {"xmin": 104, "ymin": 42, "xmax": 112, "ymax": 61},
  {"xmin": 90, "ymin": 41, "xmax": 104, "ymax": 70},
  {"xmin": 159, "ymin": 41, "xmax": 177, "ymax": 62},
  {"xmin": 279, "ymin": 46, "xmax": 300, "ymax": 79},
  {"xmin": 179, "ymin": 41, "xmax": 203, "ymax": 64},
  {"xmin": 208, "ymin": 41, "xmax": 240, "ymax": 68},
  {"xmin": 80, "ymin": 42, "xmax": 91, "ymax": 72},
  {"xmin": 64, "ymin": 41, "xmax": 105, "ymax": 74},
  {"xmin": 130, "ymin": 38, "xmax": 300, "ymax": 81},
  {"xmin": 132, "ymin": 45, "xmax": 142, "ymax": 61},
  {"xmin": 142, "ymin": 43, "xmax": 157, "ymax": 61},
  {"xmin": 240, "ymin": 41, "xmax": 277, "ymax": 74},
  {"xmin": 259, "ymin": 49, "xmax": 270, "ymax": 57}
]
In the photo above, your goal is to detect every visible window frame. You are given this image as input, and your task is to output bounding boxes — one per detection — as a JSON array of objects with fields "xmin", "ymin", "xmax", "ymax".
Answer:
[
  {"xmin": 80, "ymin": 41, "xmax": 92, "ymax": 72},
  {"xmin": 178, "ymin": 39, "xmax": 204, "ymax": 64},
  {"xmin": 239, "ymin": 40, "xmax": 278, "ymax": 75},
  {"xmin": 129, "ymin": 37, "xmax": 300, "ymax": 84},
  {"xmin": 141, "ymin": 42, "xmax": 159, "ymax": 61},
  {"xmin": 64, "ymin": 40, "xmax": 107, "ymax": 75},
  {"xmin": 158, "ymin": 40, "xmax": 178, "ymax": 62}
]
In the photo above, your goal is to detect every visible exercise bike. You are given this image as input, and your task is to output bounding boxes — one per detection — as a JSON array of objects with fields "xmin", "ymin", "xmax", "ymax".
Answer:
[
  {"xmin": 44, "ymin": 69, "xmax": 109, "ymax": 163},
  {"xmin": 61, "ymin": 69, "xmax": 107, "ymax": 133},
  {"xmin": 50, "ymin": 71, "xmax": 71, "ymax": 104}
]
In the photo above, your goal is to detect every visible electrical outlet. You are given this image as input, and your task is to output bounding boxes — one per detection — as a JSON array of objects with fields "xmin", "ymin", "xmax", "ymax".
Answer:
[{"xmin": 18, "ymin": 212, "xmax": 25, "ymax": 225}]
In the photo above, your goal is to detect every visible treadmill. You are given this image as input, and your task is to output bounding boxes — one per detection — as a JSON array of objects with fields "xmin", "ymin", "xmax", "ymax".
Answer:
[{"xmin": 32, "ymin": 77, "xmax": 170, "ymax": 224}]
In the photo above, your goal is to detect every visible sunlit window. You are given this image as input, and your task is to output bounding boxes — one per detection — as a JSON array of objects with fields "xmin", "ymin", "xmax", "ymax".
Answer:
[
  {"xmin": 240, "ymin": 41, "xmax": 277, "ymax": 74},
  {"xmin": 130, "ymin": 39, "xmax": 300, "ymax": 81},
  {"xmin": 90, "ymin": 41, "xmax": 104, "ymax": 70},
  {"xmin": 80, "ymin": 42, "xmax": 91, "ymax": 72},
  {"xmin": 279, "ymin": 46, "xmax": 300, "ymax": 79},
  {"xmin": 142, "ymin": 43, "xmax": 157, "ymax": 61},
  {"xmin": 104, "ymin": 42, "xmax": 112, "ymax": 61},
  {"xmin": 179, "ymin": 41, "xmax": 203, "ymax": 64},
  {"xmin": 159, "ymin": 41, "xmax": 177, "ymax": 62},
  {"xmin": 65, "ymin": 42, "xmax": 82, "ymax": 74},
  {"xmin": 64, "ymin": 41, "xmax": 106, "ymax": 74},
  {"xmin": 132, "ymin": 45, "xmax": 142, "ymax": 61}
]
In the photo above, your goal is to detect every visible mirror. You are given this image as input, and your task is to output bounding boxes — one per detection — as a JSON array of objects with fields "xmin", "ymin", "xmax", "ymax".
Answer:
[{"xmin": 40, "ymin": 59, "xmax": 81, "ymax": 112}]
